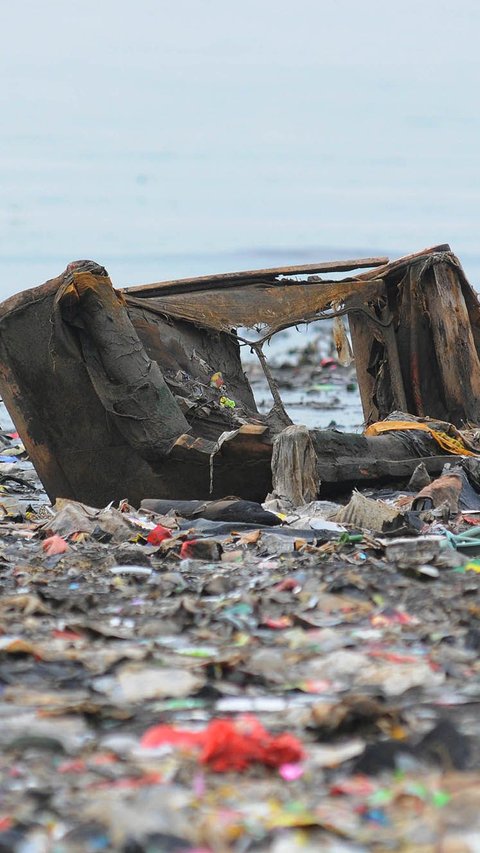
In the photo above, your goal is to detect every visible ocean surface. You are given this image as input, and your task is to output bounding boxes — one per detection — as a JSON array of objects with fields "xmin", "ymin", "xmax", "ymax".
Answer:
[
  {"xmin": 2, "ymin": 0, "xmax": 480, "ymax": 297},
  {"xmin": 1, "ymin": 0, "xmax": 480, "ymax": 430}
]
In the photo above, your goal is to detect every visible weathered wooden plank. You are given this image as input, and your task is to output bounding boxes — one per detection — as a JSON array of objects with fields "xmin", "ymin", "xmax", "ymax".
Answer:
[
  {"xmin": 310, "ymin": 428, "xmax": 460, "ymax": 494},
  {"xmin": 423, "ymin": 261, "xmax": 480, "ymax": 424},
  {"xmin": 124, "ymin": 257, "xmax": 389, "ymax": 297},
  {"xmin": 357, "ymin": 244, "xmax": 450, "ymax": 282}
]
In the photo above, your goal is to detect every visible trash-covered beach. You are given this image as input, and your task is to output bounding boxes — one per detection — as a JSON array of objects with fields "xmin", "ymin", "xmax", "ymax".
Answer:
[{"xmin": 0, "ymin": 248, "xmax": 479, "ymax": 851}]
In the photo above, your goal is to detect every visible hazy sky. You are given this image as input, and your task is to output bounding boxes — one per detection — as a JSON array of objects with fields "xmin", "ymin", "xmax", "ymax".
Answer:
[{"xmin": 1, "ymin": 0, "xmax": 480, "ymax": 294}]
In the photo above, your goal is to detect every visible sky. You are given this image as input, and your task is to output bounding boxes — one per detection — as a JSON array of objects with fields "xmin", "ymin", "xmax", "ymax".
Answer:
[{"xmin": 1, "ymin": 0, "xmax": 480, "ymax": 295}]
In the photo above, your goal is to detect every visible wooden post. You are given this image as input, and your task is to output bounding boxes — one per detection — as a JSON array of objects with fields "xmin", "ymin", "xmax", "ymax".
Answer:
[
  {"xmin": 422, "ymin": 260, "xmax": 480, "ymax": 424},
  {"xmin": 271, "ymin": 425, "xmax": 318, "ymax": 506}
]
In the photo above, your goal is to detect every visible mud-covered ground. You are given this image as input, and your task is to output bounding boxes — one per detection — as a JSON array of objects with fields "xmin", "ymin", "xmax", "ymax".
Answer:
[{"xmin": 0, "ymin": 340, "xmax": 479, "ymax": 853}]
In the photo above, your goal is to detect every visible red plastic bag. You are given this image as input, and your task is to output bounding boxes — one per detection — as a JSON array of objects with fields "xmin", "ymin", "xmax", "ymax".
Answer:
[
  {"xmin": 147, "ymin": 525, "xmax": 173, "ymax": 545},
  {"xmin": 140, "ymin": 715, "xmax": 304, "ymax": 772}
]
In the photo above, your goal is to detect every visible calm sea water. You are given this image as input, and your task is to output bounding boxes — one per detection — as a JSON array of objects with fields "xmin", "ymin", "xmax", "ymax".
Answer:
[{"xmin": 1, "ymin": 0, "xmax": 480, "ymax": 299}]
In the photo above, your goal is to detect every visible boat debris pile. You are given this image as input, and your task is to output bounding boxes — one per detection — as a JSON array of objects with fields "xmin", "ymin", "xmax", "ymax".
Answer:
[
  {"xmin": 0, "ymin": 245, "xmax": 479, "ymax": 850},
  {"xmin": 2, "ymin": 243, "xmax": 480, "ymax": 507}
]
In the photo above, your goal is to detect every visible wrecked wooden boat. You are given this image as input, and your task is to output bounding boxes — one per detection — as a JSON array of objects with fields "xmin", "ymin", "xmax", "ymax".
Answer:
[{"xmin": 1, "ymin": 244, "xmax": 480, "ymax": 506}]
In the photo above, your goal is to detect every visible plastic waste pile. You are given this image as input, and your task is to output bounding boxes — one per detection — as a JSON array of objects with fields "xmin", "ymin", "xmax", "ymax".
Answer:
[{"xmin": 0, "ymin": 400, "xmax": 479, "ymax": 852}]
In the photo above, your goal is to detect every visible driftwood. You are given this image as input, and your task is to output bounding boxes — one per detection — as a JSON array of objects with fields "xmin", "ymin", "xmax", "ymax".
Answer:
[{"xmin": 310, "ymin": 429, "xmax": 459, "ymax": 495}]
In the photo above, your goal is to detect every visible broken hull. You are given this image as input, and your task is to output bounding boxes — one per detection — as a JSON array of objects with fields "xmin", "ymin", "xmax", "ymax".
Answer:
[
  {"xmin": 349, "ymin": 248, "xmax": 480, "ymax": 425},
  {"xmin": 1, "ymin": 246, "xmax": 480, "ymax": 507},
  {"xmin": 0, "ymin": 268, "xmax": 273, "ymax": 506}
]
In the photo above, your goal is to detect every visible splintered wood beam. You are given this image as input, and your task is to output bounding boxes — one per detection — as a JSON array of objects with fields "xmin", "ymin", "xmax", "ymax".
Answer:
[
  {"xmin": 356, "ymin": 244, "xmax": 450, "ymax": 281},
  {"xmin": 123, "ymin": 257, "xmax": 389, "ymax": 296},
  {"xmin": 424, "ymin": 261, "xmax": 480, "ymax": 424}
]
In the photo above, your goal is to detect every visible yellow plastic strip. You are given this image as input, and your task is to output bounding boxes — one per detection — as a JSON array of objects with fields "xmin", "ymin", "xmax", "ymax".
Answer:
[{"xmin": 364, "ymin": 421, "xmax": 479, "ymax": 457}]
